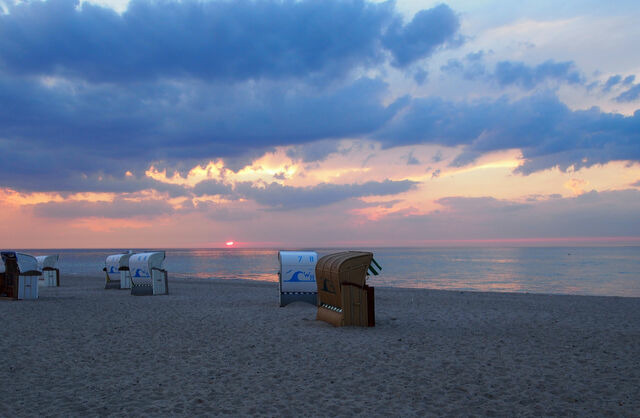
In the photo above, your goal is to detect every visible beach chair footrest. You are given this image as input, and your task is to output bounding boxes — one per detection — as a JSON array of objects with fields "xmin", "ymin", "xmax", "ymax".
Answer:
[
  {"xmin": 316, "ymin": 305, "xmax": 343, "ymax": 327},
  {"xmin": 131, "ymin": 284, "xmax": 154, "ymax": 296},
  {"xmin": 279, "ymin": 291, "xmax": 317, "ymax": 307}
]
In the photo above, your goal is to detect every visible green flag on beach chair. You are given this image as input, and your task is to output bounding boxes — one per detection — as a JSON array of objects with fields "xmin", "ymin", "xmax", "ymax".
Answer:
[{"xmin": 368, "ymin": 258, "xmax": 382, "ymax": 276}]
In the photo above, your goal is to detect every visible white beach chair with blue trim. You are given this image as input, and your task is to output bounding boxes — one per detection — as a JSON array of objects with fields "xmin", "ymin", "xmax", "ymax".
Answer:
[
  {"xmin": 103, "ymin": 252, "xmax": 134, "ymax": 289},
  {"xmin": 278, "ymin": 251, "xmax": 318, "ymax": 307},
  {"xmin": 36, "ymin": 254, "xmax": 60, "ymax": 287},
  {"xmin": 129, "ymin": 251, "xmax": 168, "ymax": 296}
]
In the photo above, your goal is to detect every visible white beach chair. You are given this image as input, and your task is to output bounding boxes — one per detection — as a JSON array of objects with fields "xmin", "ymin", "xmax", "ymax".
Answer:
[
  {"xmin": 0, "ymin": 251, "xmax": 41, "ymax": 300},
  {"xmin": 129, "ymin": 252, "xmax": 168, "ymax": 296},
  {"xmin": 278, "ymin": 251, "xmax": 318, "ymax": 307},
  {"xmin": 36, "ymin": 254, "xmax": 60, "ymax": 287},
  {"xmin": 104, "ymin": 252, "xmax": 134, "ymax": 290}
]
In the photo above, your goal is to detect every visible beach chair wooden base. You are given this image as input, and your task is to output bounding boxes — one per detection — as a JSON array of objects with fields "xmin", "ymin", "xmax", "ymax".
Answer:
[{"xmin": 279, "ymin": 292, "xmax": 317, "ymax": 307}]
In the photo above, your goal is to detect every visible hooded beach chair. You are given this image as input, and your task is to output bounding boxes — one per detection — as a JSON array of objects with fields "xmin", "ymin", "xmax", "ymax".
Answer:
[
  {"xmin": 129, "ymin": 251, "xmax": 168, "ymax": 296},
  {"xmin": 315, "ymin": 251, "xmax": 381, "ymax": 327},
  {"xmin": 103, "ymin": 252, "xmax": 134, "ymax": 289},
  {"xmin": 0, "ymin": 252, "xmax": 42, "ymax": 300},
  {"xmin": 36, "ymin": 254, "xmax": 60, "ymax": 287},
  {"xmin": 278, "ymin": 251, "xmax": 318, "ymax": 307}
]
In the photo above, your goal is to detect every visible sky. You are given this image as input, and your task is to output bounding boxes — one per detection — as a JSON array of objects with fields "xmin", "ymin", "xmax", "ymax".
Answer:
[{"xmin": 0, "ymin": 0, "xmax": 639, "ymax": 249}]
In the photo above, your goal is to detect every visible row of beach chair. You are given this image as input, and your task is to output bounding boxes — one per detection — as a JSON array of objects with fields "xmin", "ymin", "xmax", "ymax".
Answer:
[
  {"xmin": 103, "ymin": 251, "xmax": 168, "ymax": 296},
  {"xmin": 1, "ymin": 249, "xmax": 381, "ymax": 327},
  {"xmin": 0, "ymin": 252, "xmax": 60, "ymax": 300}
]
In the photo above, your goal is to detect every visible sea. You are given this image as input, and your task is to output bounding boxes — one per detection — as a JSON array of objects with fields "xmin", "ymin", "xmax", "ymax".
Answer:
[{"xmin": 17, "ymin": 246, "xmax": 640, "ymax": 298}]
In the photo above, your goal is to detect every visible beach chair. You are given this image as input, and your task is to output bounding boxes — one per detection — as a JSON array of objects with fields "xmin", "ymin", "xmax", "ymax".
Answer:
[
  {"xmin": 36, "ymin": 254, "xmax": 60, "ymax": 287},
  {"xmin": 278, "ymin": 251, "xmax": 318, "ymax": 307},
  {"xmin": 129, "ymin": 252, "xmax": 168, "ymax": 296},
  {"xmin": 103, "ymin": 252, "xmax": 134, "ymax": 289},
  {"xmin": 0, "ymin": 252, "xmax": 42, "ymax": 300},
  {"xmin": 315, "ymin": 251, "xmax": 381, "ymax": 327}
]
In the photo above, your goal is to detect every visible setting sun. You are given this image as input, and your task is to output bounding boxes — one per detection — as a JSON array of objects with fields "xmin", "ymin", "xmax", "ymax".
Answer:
[{"xmin": 225, "ymin": 241, "xmax": 235, "ymax": 247}]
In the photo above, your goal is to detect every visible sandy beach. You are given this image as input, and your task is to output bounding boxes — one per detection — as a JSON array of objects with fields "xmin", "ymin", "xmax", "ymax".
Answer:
[{"xmin": 1, "ymin": 274, "xmax": 639, "ymax": 417}]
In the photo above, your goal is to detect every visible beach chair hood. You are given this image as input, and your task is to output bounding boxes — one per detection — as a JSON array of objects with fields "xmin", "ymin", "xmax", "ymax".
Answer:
[
  {"xmin": 105, "ymin": 253, "xmax": 133, "ymax": 275},
  {"xmin": 1, "ymin": 252, "xmax": 40, "ymax": 275},
  {"xmin": 36, "ymin": 254, "xmax": 59, "ymax": 271},
  {"xmin": 129, "ymin": 252, "xmax": 165, "ymax": 278}
]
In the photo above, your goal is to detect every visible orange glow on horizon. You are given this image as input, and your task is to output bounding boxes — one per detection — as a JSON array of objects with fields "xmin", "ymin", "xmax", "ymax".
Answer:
[{"xmin": 225, "ymin": 241, "xmax": 235, "ymax": 247}]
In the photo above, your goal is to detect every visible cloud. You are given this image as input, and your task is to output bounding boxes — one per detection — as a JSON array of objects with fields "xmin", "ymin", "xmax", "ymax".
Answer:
[
  {"xmin": 413, "ymin": 68, "xmax": 428, "ymax": 85},
  {"xmin": 382, "ymin": 4, "xmax": 460, "ymax": 68},
  {"xmin": 192, "ymin": 179, "xmax": 233, "ymax": 197},
  {"xmin": 441, "ymin": 54, "xmax": 583, "ymax": 89},
  {"xmin": 0, "ymin": 76, "xmax": 408, "ymax": 191},
  {"xmin": 430, "ymin": 190, "xmax": 640, "ymax": 238},
  {"xmin": 369, "ymin": 190, "xmax": 640, "ymax": 240},
  {"xmin": 286, "ymin": 140, "xmax": 342, "ymax": 163},
  {"xmin": 31, "ymin": 197, "xmax": 175, "ymax": 219},
  {"xmin": 616, "ymin": 84, "xmax": 640, "ymax": 102},
  {"xmin": 235, "ymin": 179, "xmax": 419, "ymax": 210},
  {"xmin": 623, "ymin": 75, "xmax": 636, "ymax": 85},
  {"xmin": 440, "ymin": 51, "xmax": 487, "ymax": 80},
  {"xmin": 602, "ymin": 75, "xmax": 622, "ymax": 92},
  {"xmin": 494, "ymin": 60, "xmax": 583, "ymax": 88},
  {"xmin": 406, "ymin": 151, "xmax": 421, "ymax": 165},
  {"xmin": 0, "ymin": 0, "xmax": 459, "ymax": 83},
  {"xmin": 376, "ymin": 93, "xmax": 640, "ymax": 173}
]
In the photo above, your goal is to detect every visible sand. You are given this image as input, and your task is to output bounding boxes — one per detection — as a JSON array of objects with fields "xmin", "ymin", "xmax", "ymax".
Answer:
[{"xmin": 1, "ymin": 274, "xmax": 639, "ymax": 417}]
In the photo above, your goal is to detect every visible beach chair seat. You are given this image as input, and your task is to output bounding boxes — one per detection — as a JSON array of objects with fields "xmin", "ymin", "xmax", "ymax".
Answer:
[
  {"xmin": 315, "ymin": 251, "xmax": 381, "ymax": 327},
  {"xmin": 278, "ymin": 251, "xmax": 318, "ymax": 307},
  {"xmin": 36, "ymin": 255, "xmax": 60, "ymax": 287},
  {"xmin": 0, "ymin": 252, "xmax": 42, "ymax": 300},
  {"xmin": 104, "ymin": 252, "xmax": 133, "ymax": 289},
  {"xmin": 129, "ymin": 252, "xmax": 168, "ymax": 296}
]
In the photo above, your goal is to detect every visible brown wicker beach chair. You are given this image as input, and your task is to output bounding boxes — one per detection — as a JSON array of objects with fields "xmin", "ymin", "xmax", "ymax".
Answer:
[{"xmin": 315, "ymin": 251, "xmax": 380, "ymax": 327}]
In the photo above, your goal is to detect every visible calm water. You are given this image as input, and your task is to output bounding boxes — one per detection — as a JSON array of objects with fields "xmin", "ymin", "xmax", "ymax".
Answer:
[{"xmin": 19, "ymin": 247, "xmax": 640, "ymax": 297}]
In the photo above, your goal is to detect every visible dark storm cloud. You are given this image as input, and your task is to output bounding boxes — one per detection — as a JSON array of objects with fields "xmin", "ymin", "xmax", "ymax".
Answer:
[
  {"xmin": 376, "ymin": 94, "xmax": 640, "ymax": 173},
  {"xmin": 235, "ymin": 179, "xmax": 418, "ymax": 210},
  {"xmin": 0, "ymin": 0, "xmax": 458, "ymax": 82}
]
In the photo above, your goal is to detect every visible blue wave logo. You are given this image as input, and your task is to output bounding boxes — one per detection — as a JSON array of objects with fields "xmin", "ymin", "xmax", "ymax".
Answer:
[
  {"xmin": 133, "ymin": 268, "xmax": 149, "ymax": 278},
  {"xmin": 284, "ymin": 270, "xmax": 315, "ymax": 282}
]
